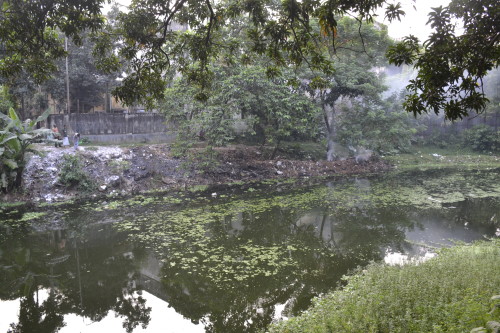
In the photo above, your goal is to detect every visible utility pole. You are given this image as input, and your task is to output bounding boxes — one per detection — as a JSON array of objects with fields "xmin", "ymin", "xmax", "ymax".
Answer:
[{"xmin": 65, "ymin": 36, "xmax": 70, "ymax": 114}]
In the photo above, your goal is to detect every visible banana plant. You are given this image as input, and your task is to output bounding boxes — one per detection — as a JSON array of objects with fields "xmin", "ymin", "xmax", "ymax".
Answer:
[{"xmin": 0, "ymin": 108, "xmax": 50, "ymax": 191}]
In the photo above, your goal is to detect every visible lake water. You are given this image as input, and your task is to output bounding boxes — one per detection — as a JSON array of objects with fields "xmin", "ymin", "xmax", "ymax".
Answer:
[{"xmin": 1, "ymin": 168, "xmax": 499, "ymax": 333}]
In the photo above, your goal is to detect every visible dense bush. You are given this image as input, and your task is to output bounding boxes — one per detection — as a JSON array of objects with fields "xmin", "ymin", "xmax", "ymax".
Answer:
[
  {"xmin": 268, "ymin": 240, "xmax": 500, "ymax": 333},
  {"xmin": 416, "ymin": 127, "xmax": 462, "ymax": 149},
  {"xmin": 336, "ymin": 94, "xmax": 421, "ymax": 155},
  {"xmin": 463, "ymin": 125, "xmax": 500, "ymax": 153},
  {"xmin": 58, "ymin": 154, "xmax": 95, "ymax": 192}
]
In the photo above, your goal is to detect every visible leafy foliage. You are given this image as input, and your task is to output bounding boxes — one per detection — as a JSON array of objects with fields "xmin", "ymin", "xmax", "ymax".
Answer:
[
  {"xmin": 58, "ymin": 154, "xmax": 95, "ymax": 192},
  {"xmin": 44, "ymin": 32, "xmax": 116, "ymax": 113},
  {"xmin": 0, "ymin": 86, "xmax": 14, "ymax": 114},
  {"xmin": 462, "ymin": 125, "xmax": 500, "ymax": 153},
  {"xmin": 386, "ymin": 0, "xmax": 500, "ymax": 120},
  {"xmin": 269, "ymin": 240, "xmax": 500, "ymax": 333},
  {"xmin": 160, "ymin": 65, "xmax": 321, "ymax": 157},
  {"xmin": 0, "ymin": 108, "xmax": 50, "ymax": 192},
  {"xmin": 0, "ymin": 0, "xmax": 106, "ymax": 83},
  {"xmin": 212, "ymin": 66, "xmax": 321, "ymax": 154},
  {"xmin": 336, "ymin": 93, "xmax": 420, "ymax": 155},
  {"xmin": 93, "ymin": 0, "xmax": 404, "ymax": 107},
  {"xmin": 298, "ymin": 17, "xmax": 392, "ymax": 160},
  {"xmin": 1, "ymin": 0, "xmax": 497, "ymax": 125}
]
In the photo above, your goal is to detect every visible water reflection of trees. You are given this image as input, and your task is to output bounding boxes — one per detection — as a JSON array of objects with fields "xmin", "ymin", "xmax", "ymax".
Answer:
[
  {"xmin": 8, "ymin": 290, "xmax": 64, "ymax": 333},
  {"xmin": 446, "ymin": 197, "xmax": 499, "ymax": 230},
  {"xmin": 0, "ymin": 220, "xmax": 151, "ymax": 333},
  {"xmin": 142, "ymin": 190, "xmax": 416, "ymax": 333},
  {"xmin": 2, "ymin": 169, "xmax": 497, "ymax": 333}
]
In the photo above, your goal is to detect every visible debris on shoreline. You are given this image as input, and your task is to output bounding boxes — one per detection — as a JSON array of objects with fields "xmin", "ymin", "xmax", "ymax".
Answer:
[{"xmin": 6, "ymin": 144, "xmax": 392, "ymax": 203}]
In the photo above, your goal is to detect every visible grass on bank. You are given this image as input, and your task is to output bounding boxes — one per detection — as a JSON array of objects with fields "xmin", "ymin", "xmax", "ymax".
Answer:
[
  {"xmin": 268, "ymin": 240, "xmax": 500, "ymax": 333},
  {"xmin": 384, "ymin": 146, "xmax": 500, "ymax": 170}
]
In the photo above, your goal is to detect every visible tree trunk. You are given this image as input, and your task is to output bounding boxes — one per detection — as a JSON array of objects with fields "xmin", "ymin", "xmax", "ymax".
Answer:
[
  {"xmin": 14, "ymin": 166, "xmax": 24, "ymax": 189},
  {"xmin": 326, "ymin": 134, "xmax": 336, "ymax": 162},
  {"xmin": 322, "ymin": 96, "xmax": 336, "ymax": 162},
  {"xmin": 270, "ymin": 139, "xmax": 281, "ymax": 160},
  {"xmin": 20, "ymin": 95, "xmax": 26, "ymax": 120}
]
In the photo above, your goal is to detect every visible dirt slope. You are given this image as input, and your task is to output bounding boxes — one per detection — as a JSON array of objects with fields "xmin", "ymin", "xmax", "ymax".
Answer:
[{"xmin": 9, "ymin": 144, "xmax": 391, "ymax": 203}]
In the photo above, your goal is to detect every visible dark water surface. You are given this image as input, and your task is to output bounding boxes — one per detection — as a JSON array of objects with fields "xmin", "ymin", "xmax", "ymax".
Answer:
[{"xmin": 1, "ymin": 168, "xmax": 499, "ymax": 333}]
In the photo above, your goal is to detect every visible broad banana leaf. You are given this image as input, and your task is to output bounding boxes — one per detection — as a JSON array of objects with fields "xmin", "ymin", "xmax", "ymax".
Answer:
[
  {"xmin": 0, "ymin": 133, "xmax": 16, "ymax": 145},
  {"xmin": 1, "ymin": 116, "xmax": 16, "ymax": 132},
  {"xmin": 33, "ymin": 108, "xmax": 51, "ymax": 125},
  {"xmin": 4, "ymin": 137, "xmax": 21, "ymax": 154},
  {"xmin": 19, "ymin": 134, "xmax": 33, "ymax": 141},
  {"xmin": 25, "ymin": 148, "xmax": 45, "ymax": 156},
  {"xmin": 3, "ymin": 158, "xmax": 18, "ymax": 170},
  {"xmin": 31, "ymin": 128, "xmax": 51, "ymax": 138},
  {"xmin": 8, "ymin": 108, "xmax": 20, "ymax": 122}
]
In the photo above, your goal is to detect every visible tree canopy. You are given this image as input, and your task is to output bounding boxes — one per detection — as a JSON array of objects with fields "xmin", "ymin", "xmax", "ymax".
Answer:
[
  {"xmin": 0, "ymin": 0, "xmax": 498, "ymax": 120},
  {"xmin": 93, "ymin": 0, "xmax": 402, "ymax": 107},
  {"xmin": 386, "ymin": 0, "xmax": 500, "ymax": 120},
  {"xmin": 0, "ymin": 0, "xmax": 106, "ymax": 83}
]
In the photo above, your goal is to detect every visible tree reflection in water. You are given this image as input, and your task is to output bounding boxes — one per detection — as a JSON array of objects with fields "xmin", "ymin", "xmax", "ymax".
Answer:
[
  {"xmin": 129, "ymin": 181, "xmax": 416, "ymax": 332},
  {"xmin": 0, "ymin": 169, "xmax": 498, "ymax": 333},
  {"xmin": 0, "ymin": 217, "xmax": 151, "ymax": 333}
]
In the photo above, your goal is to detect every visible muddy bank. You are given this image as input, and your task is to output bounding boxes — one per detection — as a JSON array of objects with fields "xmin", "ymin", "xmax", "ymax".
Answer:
[{"xmin": 3, "ymin": 144, "xmax": 392, "ymax": 203}]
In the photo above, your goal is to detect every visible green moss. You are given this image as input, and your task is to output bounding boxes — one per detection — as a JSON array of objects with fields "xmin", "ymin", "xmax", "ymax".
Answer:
[
  {"xmin": 38, "ymin": 200, "xmax": 74, "ymax": 208},
  {"xmin": 19, "ymin": 212, "xmax": 47, "ymax": 222},
  {"xmin": 0, "ymin": 202, "xmax": 25, "ymax": 209}
]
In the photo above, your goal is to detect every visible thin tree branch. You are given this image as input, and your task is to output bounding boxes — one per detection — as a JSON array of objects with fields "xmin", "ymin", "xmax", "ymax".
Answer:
[{"xmin": 205, "ymin": 0, "xmax": 216, "ymax": 48}]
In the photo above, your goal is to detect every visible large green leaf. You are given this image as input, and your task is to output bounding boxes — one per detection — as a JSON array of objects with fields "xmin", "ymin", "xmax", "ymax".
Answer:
[
  {"xmin": 8, "ymin": 107, "xmax": 20, "ymax": 122},
  {"xmin": 19, "ymin": 134, "xmax": 32, "ymax": 141},
  {"xmin": 33, "ymin": 108, "xmax": 51, "ymax": 125},
  {"xmin": 3, "ymin": 158, "xmax": 18, "ymax": 170},
  {"xmin": 5, "ymin": 137, "xmax": 21, "ymax": 153},
  {"xmin": 0, "ymin": 133, "xmax": 16, "ymax": 145},
  {"xmin": 0, "ymin": 106, "xmax": 52, "ymax": 192}
]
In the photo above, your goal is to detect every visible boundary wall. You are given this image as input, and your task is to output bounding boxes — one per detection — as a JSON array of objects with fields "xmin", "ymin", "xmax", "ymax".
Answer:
[{"xmin": 47, "ymin": 113, "xmax": 176, "ymax": 144}]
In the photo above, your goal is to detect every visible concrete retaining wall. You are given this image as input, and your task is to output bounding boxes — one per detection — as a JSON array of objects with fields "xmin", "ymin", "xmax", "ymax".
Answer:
[{"xmin": 47, "ymin": 113, "xmax": 177, "ymax": 144}]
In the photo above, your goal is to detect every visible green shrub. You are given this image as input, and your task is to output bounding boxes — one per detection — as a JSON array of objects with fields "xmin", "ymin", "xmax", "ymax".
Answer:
[
  {"xmin": 0, "ymin": 85, "xmax": 14, "ymax": 114},
  {"xmin": 183, "ymin": 146, "xmax": 220, "ymax": 175},
  {"xmin": 336, "ymin": 95, "xmax": 421, "ymax": 155},
  {"xmin": 59, "ymin": 154, "xmax": 95, "ymax": 192},
  {"xmin": 463, "ymin": 125, "xmax": 500, "ymax": 153},
  {"xmin": 420, "ymin": 128, "xmax": 462, "ymax": 149},
  {"xmin": 108, "ymin": 159, "xmax": 131, "ymax": 173},
  {"xmin": 268, "ymin": 240, "xmax": 500, "ymax": 333},
  {"xmin": 80, "ymin": 137, "xmax": 91, "ymax": 145}
]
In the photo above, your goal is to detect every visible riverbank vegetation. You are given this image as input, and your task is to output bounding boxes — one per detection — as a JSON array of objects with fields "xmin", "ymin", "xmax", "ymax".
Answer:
[
  {"xmin": 383, "ymin": 146, "xmax": 500, "ymax": 170},
  {"xmin": 268, "ymin": 240, "xmax": 500, "ymax": 333}
]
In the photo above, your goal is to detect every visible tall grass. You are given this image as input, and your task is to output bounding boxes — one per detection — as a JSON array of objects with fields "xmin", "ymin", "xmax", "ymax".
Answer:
[{"xmin": 268, "ymin": 240, "xmax": 500, "ymax": 333}]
